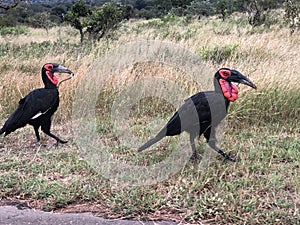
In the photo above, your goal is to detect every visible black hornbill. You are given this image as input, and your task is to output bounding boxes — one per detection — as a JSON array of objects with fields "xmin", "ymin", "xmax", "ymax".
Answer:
[
  {"xmin": 138, "ymin": 68, "xmax": 257, "ymax": 161},
  {"xmin": 0, "ymin": 63, "xmax": 74, "ymax": 145}
]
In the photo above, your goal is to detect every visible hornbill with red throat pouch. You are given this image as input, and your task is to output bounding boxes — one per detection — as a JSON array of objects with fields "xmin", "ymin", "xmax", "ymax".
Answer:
[
  {"xmin": 138, "ymin": 68, "xmax": 256, "ymax": 161},
  {"xmin": 0, "ymin": 63, "xmax": 74, "ymax": 145}
]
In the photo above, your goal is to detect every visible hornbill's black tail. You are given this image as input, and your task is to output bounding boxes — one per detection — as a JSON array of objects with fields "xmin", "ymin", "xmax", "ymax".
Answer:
[
  {"xmin": 0, "ymin": 128, "xmax": 4, "ymax": 136},
  {"xmin": 138, "ymin": 127, "xmax": 167, "ymax": 152}
]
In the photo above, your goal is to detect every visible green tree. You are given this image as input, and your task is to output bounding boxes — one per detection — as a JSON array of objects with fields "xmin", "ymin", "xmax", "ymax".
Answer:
[
  {"xmin": 187, "ymin": 0, "xmax": 215, "ymax": 18},
  {"xmin": 64, "ymin": 0, "xmax": 90, "ymax": 43},
  {"xmin": 284, "ymin": 0, "xmax": 300, "ymax": 34},
  {"xmin": 0, "ymin": 0, "xmax": 25, "ymax": 10},
  {"xmin": 25, "ymin": 12, "xmax": 54, "ymax": 32},
  {"xmin": 215, "ymin": 0, "xmax": 229, "ymax": 21},
  {"xmin": 236, "ymin": 0, "xmax": 285, "ymax": 26},
  {"xmin": 85, "ymin": 2, "xmax": 126, "ymax": 40},
  {"xmin": 155, "ymin": 0, "xmax": 172, "ymax": 14},
  {"xmin": 135, "ymin": 0, "xmax": 146, "ymax": 10},
  {"xmin": 51, "ymin": 6, "xmax": 67, "ymax": 24},
  {"xmin": 0, "ymin": 4, "xmax": 29, "ymax": 27},
  {"xmin": 153, "ymin": 0, "xmax": 193, "ymax": 16}
]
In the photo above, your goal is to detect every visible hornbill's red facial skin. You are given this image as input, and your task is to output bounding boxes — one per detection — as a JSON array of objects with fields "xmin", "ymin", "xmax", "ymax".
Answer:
[
  {"xmin": 42, "ymin": 63, "xmax": 74, "ymax": 89},
  {"xmin": 216, "ymin": 68, "xmax": 256, "ymax": 102},
  {"xmin": 138, "ymin": 68, "xmax": 256, "ymax": 161},
  {"xmin": 0, "ymin": 63, "xmax": 74, "ymax": 145}
]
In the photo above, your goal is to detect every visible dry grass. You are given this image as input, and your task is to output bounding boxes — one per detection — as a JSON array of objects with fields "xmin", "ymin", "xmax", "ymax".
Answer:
[
  {"xmin": 1, "ymin": 17, "xmax": 299, "ymax": 125},
  {"xmin": 0, "ymin": 26, "xmax": 78, "ymax": 44}
]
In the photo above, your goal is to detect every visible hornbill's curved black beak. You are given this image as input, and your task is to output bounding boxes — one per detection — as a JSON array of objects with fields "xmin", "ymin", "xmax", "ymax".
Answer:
[
  {"xmin": 227, "ymin": 70, "xmax": 257, "ymax": 89},
  {"xmin": 51, "ymin": 64, "xmax": 74, "ymax": 77}
]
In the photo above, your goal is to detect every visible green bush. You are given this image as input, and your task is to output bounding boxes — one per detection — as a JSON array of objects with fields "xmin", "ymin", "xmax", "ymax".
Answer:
[
  {"xmin": 161, "ymin": 12, "xmax": 180, "ymax": 23},
  {"xmin": 85, "ymin": 2, "xmax": 125, "ymax": 40},
  {"xmin": 284, "ymin": 0, "xmax": 300, "ymax": 34},
  {"xmin": 0, "ymin": 26, "xmax": 29, "ymax": 36},
  {"xmin": 198, "ymin": 43, "xmax": 239, "ymax": 64}
]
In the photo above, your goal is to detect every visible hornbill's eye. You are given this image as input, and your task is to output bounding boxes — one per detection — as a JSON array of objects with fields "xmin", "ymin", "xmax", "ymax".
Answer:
[
  {"xmin": 219, "ymin": 69, "xmax": 231, "ymax": 79},
  {"xmin": 44, "ymin": 64, "xmax": 54, "ymax": 71}
]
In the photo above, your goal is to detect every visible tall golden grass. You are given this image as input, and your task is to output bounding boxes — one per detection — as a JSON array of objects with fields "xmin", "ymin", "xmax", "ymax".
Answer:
[{"xmin": 0, "ymin": 15, "xmax": 299, "ymax": 126}]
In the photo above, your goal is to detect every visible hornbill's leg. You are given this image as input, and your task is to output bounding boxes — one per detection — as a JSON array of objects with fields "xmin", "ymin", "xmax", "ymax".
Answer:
[
  {"xmin": 33, "ymin": 125, "xmax": 41, "ymax": 143},
  {"xmin": 189, "ymin": 133, "xmax": 199, "ymax": 160},
  {"xmin": 33, "ymin": 125, "xmax": 47, "ymax": 147},
  {"xmin": 43, "ymin": 131, "xmax": 68, "ymax": 145},
  {"xmin": 188, "ymin": 129, "xmax": 199, "ymax": 160},
  {"xmin": 41, "ymin": 120, "xmax": 67, "ymax": 145},
  {"xmin": 204, "ymin": 127, "xmax": 235, "ymax": 161}
]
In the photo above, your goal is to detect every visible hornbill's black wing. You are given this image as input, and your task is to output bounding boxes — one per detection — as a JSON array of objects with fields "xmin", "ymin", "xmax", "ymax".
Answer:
[
  {"xmin": 138, "ymin": 91, "xmax": 228, "ymax": 151},
  {"xmin": 165, "ymin": 91, "xmax": 227, "ymax": 135},
  {"xmin": 1, "ymin": 88, "xmax": 58, "ymax": 135}
]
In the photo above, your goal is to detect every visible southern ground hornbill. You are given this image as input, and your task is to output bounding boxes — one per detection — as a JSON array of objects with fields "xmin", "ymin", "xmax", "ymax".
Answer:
[
  {"xmin": 0, "ymin": 63, "xmax": 74, "ymax": 145},
  {"xmin": 138, "ymin": 68, "xmax": 256, "ymax": 161}
]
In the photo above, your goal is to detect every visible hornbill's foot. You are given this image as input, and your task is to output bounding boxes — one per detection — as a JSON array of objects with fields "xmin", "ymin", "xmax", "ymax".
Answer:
[
  {"xmin": 190, "ymin": 152, "xmax": 199, "ymax": 161},
  {"xmin": 223, "ymin": 153, "xmax": 236, "ymax": 162},
  {"xmin": 59, "ymin": 139, "xmax": 68, "ymax": 144},
  {"xmin": 216, "ymin": 148, "xmax": 236, "ymax": 162},
  {"xmin": 54, "ymin": 139, "xmax": 68, "ymax": 147},
  {"xmin": 37, "ymin": 141, "xmax": 47, "ymax": 148}
]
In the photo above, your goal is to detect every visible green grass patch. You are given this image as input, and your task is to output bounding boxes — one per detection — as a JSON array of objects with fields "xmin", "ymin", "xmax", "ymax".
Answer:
[
  {"xmin": 198, "ymin": 43, "xmax": 240, "ymax": 64},
  {"xmin": 229, "ymin": 85, "xmax": 300, "ymax": 128},
  {"xmin": 0, "ymin": 26, "xmax": 29, "ymax": 36},
  {"xmin": 0, "ymin": 40, "xmax": 107, "ymax": 60},
  {"xmin": 0, "ymin": 126, "xmax": 298, "ymax": 224}
]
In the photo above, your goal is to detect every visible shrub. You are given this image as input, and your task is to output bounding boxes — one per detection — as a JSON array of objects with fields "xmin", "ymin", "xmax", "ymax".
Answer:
[
  {"xmin": 284, "ymin": 0, "xmax": 300, "ymax": 34},
  {"xmin": 198, "ymin": 43, "xmax": 239, "ymax": 64},
  {"xmin": 0, "ymin": 26, "xmax": 29, "ymax": 36}
]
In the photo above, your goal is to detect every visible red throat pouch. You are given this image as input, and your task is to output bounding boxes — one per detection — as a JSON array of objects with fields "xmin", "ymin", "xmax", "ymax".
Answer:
[
  {"xmin": 46, "ymin": 71, "xmax": 58, "ymax": 85},
  {"xmin": 219, "ymin": 79, "xmax": 238, "ymax": 102}
]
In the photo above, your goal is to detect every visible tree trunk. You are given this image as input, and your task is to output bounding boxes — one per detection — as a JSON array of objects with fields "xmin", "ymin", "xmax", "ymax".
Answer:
[{"xmin": 79, "ymin": 28, "xmax": 84, "ymax": 43}]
